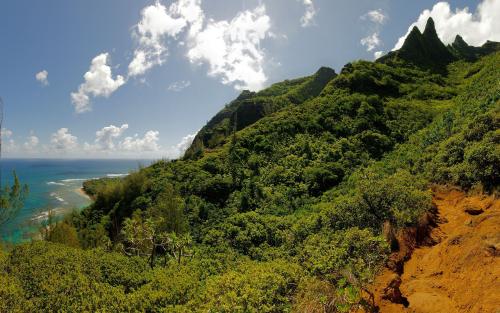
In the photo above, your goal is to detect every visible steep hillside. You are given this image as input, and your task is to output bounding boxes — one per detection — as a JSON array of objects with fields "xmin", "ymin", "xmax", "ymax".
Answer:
[
  {"xmin": 185, "ymin": 66, "xmax": 337, "ymax": 158},
  {"xmin": 0, "ymin": 18, "xmax": 498, "ymax": 312}
]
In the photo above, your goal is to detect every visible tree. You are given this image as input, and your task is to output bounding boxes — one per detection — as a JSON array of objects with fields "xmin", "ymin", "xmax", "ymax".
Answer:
[
  {"xmin": 121, "ymin": 210, "xmax": 192, "ymax": 268},
  {"xmin": 0, "ymin": 171, "xmax": 29, "ymax": 227}
]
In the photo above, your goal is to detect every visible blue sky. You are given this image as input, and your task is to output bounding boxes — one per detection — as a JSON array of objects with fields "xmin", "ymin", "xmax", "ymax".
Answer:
[{"xmin": 0, "ymin": 0, "xmax": 498, "ymax": 159}]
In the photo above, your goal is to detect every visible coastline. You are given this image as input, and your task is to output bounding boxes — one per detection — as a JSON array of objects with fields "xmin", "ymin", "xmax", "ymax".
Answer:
[{"xmin": 75, "ymin": 187, "xmax": 91, "ymax": 200}]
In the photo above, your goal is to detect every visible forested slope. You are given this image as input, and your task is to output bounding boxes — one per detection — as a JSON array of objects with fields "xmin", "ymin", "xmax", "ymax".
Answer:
[{"xmin": 0, "ymin": 18, "xmax": 498, "ymax": 312}]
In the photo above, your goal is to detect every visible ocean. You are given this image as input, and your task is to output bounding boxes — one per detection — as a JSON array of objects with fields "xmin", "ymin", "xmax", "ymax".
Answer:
[{"xmin": 0, "ymin": 159, "xmax": 152, "ymax": 243}]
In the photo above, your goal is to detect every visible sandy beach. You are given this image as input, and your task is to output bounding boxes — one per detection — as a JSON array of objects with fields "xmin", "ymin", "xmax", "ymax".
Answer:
[{"xmin": 75, "ymin": 187, "xmax": 91, "ymax": 200}]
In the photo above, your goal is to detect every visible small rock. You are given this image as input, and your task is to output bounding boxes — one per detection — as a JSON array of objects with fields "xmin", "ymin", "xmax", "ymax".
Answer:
[
  {"xmin": 464, "ymin": 205, "xmax": 483, "ymax": 215},
  {"xmin": 484, "ymin": 245, "xmax": 499, "ymax": 257},
  {"xmin": 448, "ymin": 236, "xmax": 462, "ymax": 245},
  {"xmin": 429, "ymin": 271, "xmax": 443, "ymax": 277}
]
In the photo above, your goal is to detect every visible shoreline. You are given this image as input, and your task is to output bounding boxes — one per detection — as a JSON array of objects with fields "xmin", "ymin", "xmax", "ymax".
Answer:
[{"xmin": 75, "ymin": 187, "xmax": 91, "ymax": 200}]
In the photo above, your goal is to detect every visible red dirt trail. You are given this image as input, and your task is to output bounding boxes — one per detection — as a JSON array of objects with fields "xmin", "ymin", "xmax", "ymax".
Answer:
[{"xmin": 368, "ymin": 187, "xmax": 500, "ymax": 313}]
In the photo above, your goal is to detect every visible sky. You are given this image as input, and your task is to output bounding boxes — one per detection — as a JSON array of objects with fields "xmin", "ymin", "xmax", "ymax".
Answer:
[{"xmin": 0, "ymin": 0, "xmax": 499, "ymax": 159}]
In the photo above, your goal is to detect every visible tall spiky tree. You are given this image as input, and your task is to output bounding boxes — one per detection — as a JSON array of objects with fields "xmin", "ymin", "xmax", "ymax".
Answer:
[{"xmin": 0, "ymin": 97, "xmax": 29, "ymax": 228}]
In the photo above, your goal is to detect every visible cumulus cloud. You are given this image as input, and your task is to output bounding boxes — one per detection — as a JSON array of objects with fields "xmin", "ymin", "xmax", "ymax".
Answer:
[
  {"xmin": 93, "ymin": 124, "xmax": 129, "ymax": 150},
  {"xmin": 128, "ymin": 1, "xmax": 272, "ymax": 91},
  {"xmin": 71, "ymin": 53, "xmax": 125, "ymax": 113},
  {"xmin": 171, "ymin": 132, "xmax": 196, "ymax": 158},
  {"xmin": 360, "ymin": 9, "xmax": 387, "ymax": 53},
  {"xmin": 128, "ymin": 1, "xmax": 187, "ymax": 77},
  {"xmin": 120, "ymin": 130, "xmax": 160, "ymax": 152},
  {"xmin": 361, "ymin": 33, "xmax": 381, "ymax": 52},
  {"xmin": 394, "ymin": 0, "xmax": 500, "ymax": 50},
  {"xmin": 35, "ymin": 70, "xmax": 49, "ymax": 86},
  {"xmin": 23, "ymin": 135, "xmax": 39, "ymax": 151},
  {"xmin": 171, "ymin": 0, "xmax": 205, "ymax": 38},
  {"xmin": 187, "ymin": 4, "xmax": 271, "ymax": 91},
  {"xmin": 128, "ymin": 0, "xmax": 205, "ymax": 77},
  {"xmin": 167, "ymin": 80, "xmax": 191, "ymax": 91},
  {"xmin": 50, "ymin": 128, "xmax": 78, "ymax": 151},
  {"xmin": 362, "ymin": 9, "xmax": 387, "ymax": 24},
  {"xmin": 300, "ymin": 0, "xmax": 317, "ymax": 27}
]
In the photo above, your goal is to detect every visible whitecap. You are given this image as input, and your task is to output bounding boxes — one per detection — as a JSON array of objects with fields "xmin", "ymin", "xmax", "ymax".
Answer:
[
  {"xmin": 47, "ymin": 181, "xmax": 65, "ymax": 186},
  {"xmin": 106, "ymin": 173, "xmax": 128, "ymax": 178},
  {"xmin": 61, "ymin": 177, "xmax": 99, "ymax": 182},
  {"xmin": 50, "ymin": 192, "xmax": 66, "ymax": 203},
  {"xmin": 61, "ymin": 178, "xmax": 86, "ymax": 182}
]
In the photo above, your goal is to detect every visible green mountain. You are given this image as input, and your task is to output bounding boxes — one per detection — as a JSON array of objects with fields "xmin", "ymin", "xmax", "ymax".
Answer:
[
  {"xmin": 185, "ymin": 66, "xmax": 337, "ymax": 158},
  {"xmin": 0, "ymin": 18, "xmax": 499, "ymax": 312}
]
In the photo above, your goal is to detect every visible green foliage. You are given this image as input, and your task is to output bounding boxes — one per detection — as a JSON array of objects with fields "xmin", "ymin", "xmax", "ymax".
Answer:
[
  {"xmin": 0, "ymin": 171, "xmax": 29, "ymax": 227},
  {"xmin": 195, "ymin": 259, "xmax": 302, "ymax": 313},
  {"xmin": 45, "ymin": 221, "xmax": 80, "ymax": 248},
  {"xmin": 299, "ymin": 228, "xmax": 388, "ymax": 282}
]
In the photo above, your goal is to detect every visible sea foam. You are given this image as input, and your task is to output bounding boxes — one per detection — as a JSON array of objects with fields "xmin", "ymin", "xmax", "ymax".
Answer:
[{"xmin": 47, "ymin": 181, "xmax": 65, "ymax": 186}]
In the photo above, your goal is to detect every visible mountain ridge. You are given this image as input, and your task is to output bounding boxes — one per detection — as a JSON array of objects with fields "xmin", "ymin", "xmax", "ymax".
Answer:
[
  {"xmin": 377, "ymin": 17, "xmax": 500, "ymax": 73},
  {"xmin": 187, "ymin": 17, "xmax": 499, "ymax": 158}
]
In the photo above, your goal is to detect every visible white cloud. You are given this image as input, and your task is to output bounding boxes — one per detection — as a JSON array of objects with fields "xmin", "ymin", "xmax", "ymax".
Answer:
[
  {"xmin": 361, "ymin": 32, "xmax": 381, "ymax": 52},
  {"xmin": 23, "ymin": 135, "xmax": 39, "ymax": 151},
  {"xmin": 128, "ymin": 1, "xmax": 187, "ymax": 77},
  {"xmin": 171, "ymin": 0, "xmax": 205, "ymax": 37},
  {"xmin": 360, "ymin": 9, "xmax": 387, "ymax": 53},
  {"xmin": 394, "ymin": 0, "xmax": 500, "ymax": 50},
  {"xmin": 71, "ymin": 53, "xmax": 125, "ymax": 113},
  {"xmin": 187, "ymin": 4, "xmax": 271, "ymax": 91},
  {"xmin": 120, "ymin": 130, "xmax": 160, "ymax": 152},
  {"xmin": 128, "ymin": 1, "xmax": 272, "ymax": 91},
  {"xmin": 374, "ymin": 50, "xmax": 385, "ymax": 59},
  {"xmin": 172, "ymin": 132, "xmax": 196, "ymax": 158},
  {"xmin": 300, "ymin": 0, "xmax": 317, "ymax": 27},
  {"xmin": 50, "ymin": 128, "xmax": 78, "ymax": 151},
  {"xmin": 128, "ymin": 0, "xmax": 204, "ymax": 77},
  {"xmin": 92, "ymin": 124, "xmax": 129, "ymax": 150},
  {"xmin": 167, "ymin": 80, "xmax": 191, "ymax": 91},
  {"xmin": 35, "ymin": 70, "xmax": 49, "ymax": 86},
  {"xmin": 362, "ymin": 9, "xmax": 387, "ymax": 24}
]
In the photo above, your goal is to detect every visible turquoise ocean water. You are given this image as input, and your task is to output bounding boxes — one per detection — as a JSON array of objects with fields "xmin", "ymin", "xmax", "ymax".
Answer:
[{"xmin": 0, "ymin": 159, "xmax": 152, "ymax": 243}]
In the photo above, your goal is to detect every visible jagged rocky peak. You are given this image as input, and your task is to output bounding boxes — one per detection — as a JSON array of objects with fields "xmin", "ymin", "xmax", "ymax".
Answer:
[
  {"xmin": 379, "ymin": 17, "xmax": 455, "ymax": 73},
  {"xmin": 379, "ymin": 17, "xmax": 500, "ymax": 69},
  {"xmin": 452, "ymin": 34, "xmax": 469, "ymax": 47},
  {"xmin": 422, "ymin": 17, "xmax": 438, "ymax": 37}
]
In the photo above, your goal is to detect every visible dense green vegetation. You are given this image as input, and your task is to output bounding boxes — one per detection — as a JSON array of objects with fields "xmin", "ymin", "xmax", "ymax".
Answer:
[
  {"xmin": 0, "ymin": 171, "xmax": 29, "ymax": 228},
  {"xmin": 1, "ymin": 20, "xmax": 499, "ymax": 312}
]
